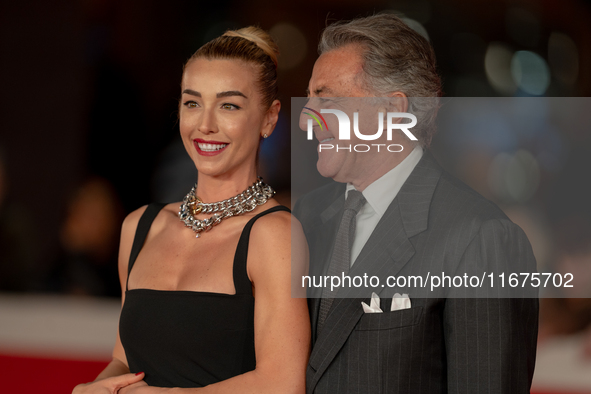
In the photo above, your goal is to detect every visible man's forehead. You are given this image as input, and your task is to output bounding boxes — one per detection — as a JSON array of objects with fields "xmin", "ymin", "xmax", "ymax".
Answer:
[
  {"xmin": 307, "ymin": 44, "xmax": 367, "ymax": 97},
  {"xmin": 306, "ymin": 85, "xmax": 338, "ymax": 97}
]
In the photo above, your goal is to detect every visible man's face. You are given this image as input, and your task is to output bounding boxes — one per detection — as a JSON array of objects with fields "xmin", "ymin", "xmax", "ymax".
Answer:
[{"xmin": 304, "ymin": 44, "xmax": 378, "ymax": 183}]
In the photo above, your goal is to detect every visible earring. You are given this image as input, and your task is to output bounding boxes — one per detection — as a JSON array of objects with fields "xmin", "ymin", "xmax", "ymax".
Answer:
[{"xmin": 263, "ymin": 133, "xmax": 268, "ymax": 139}]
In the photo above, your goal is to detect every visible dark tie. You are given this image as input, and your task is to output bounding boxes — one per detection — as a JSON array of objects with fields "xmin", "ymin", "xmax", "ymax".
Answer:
[{"xmin": 317, "ymin": 190, "xmax": 366, "ymax": 333}]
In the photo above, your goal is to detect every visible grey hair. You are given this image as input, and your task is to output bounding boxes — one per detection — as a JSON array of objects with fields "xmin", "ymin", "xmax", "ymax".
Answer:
[{"xmin": 318, "ymin": 13, "xmax": 442, "ymax": 147}]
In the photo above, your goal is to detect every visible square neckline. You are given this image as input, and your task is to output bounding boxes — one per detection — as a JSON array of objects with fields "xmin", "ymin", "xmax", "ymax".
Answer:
[{"xmin": 125, "ymin": 203, "xmax": 290, "ymax": 297}]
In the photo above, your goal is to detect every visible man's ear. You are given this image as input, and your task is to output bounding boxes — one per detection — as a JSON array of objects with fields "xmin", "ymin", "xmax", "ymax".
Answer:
[
  {"xmin": 387, "ymin": 91, "xmax": 408, "ymax": 113},
  {"xmin": 262, "ymin": 99, "xmax": 281, "ymax": 138}
]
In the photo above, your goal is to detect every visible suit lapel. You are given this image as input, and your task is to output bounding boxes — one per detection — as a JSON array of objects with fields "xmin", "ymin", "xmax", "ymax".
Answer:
[
  {"xmin": 307, "ymin": 151, "xmax": 442, "ymax": 392},
  {"xmin": 347, "ymin": 151, "xmax": 442, "ymax": 288},
  {"xmin": 347, "ymin": 198, "xmax": 415, "ymax": 293}
]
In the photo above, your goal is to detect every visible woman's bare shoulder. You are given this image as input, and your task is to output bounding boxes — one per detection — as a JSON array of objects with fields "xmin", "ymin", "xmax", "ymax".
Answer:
[
  {"xmin": 249, "ymin": 205, "xmax": 305, "ymax": 241},
  {"xmin": 118, "ymin": 203, "xmax": 178, "ymax": 269},
  {"xmin": 121, "ymin": 202, "xmax": 179, "ymax": 235},
  {"xmin": 121, "ymin": 205, "xmax": 148, "ymax": 233},
  {"xmin": 247, "ymin": 206, "xmax": 307, "ymax": 275},
  {"xmin": 118, "ymin": 206, "xmax": 149, "ymax": 273},
  {"xmin": 251, "ymin": 205, "xmax": 292, "ymax": 231}
]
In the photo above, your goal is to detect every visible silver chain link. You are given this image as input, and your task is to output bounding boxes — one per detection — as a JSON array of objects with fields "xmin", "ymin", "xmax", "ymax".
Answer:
[{"xmin": 178, "ymin": 177, "xmax": 275, "ymax": 238}]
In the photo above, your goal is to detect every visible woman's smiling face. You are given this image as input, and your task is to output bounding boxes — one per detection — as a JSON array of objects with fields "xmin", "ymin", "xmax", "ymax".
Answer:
[{"xmin": 179, "ymin": 58, "xmax": 274, "ymax": 180}]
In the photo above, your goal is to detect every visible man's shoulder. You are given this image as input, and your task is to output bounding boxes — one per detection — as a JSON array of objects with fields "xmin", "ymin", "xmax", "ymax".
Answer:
[
  {"xmin": 422, "ymin": 165, "xmax": 526, "ymax": 251},
  {"xmin": 402, "ymin": 150, "xmax": 509, "ymax": 227},
  {"xmin": 434, "ymin": 169, "xmax": 508, "ymax": 222}
]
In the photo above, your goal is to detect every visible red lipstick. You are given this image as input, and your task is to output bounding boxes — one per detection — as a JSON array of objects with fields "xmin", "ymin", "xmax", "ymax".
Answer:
[{"xmin": 194, "ymin": 138, "xmax": 229, "ymax": 156}]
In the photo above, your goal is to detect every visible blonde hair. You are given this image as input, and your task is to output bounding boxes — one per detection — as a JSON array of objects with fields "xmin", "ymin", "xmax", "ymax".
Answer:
[{"xmin": 185, "ymin": 26, "xmax": 279, "ymax": 109}]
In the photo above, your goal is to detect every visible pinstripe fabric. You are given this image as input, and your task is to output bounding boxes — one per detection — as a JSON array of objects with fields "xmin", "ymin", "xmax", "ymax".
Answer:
[
  {"xmin": 293, "ymin": 151, "xmax": 538, "ymax": 394},
  {"xmin": 318, "ymin": 191, "xmax": 366, "ymax": 333}
]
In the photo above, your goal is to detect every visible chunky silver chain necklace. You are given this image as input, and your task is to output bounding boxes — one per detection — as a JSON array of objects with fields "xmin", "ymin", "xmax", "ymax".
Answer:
[{"xmin": 178, "ymin": 177, "xmax": 275, "ymax": 238}]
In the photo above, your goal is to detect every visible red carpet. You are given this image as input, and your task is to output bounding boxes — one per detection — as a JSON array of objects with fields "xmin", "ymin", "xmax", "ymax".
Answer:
[
  {"xmin": 1, "ymin": 352, "xmax": 590, "ymax": 394},
  {"xmin": 0, "ymin": 353, "xmax": 109, "ymax": 394},
  {"xmin": 532, "ymin": 392, "xmax": 591, "ymax": 394}
]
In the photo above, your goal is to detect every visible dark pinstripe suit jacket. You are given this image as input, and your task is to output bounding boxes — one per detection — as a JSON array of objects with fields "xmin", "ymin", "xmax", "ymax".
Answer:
[{"xmin": 293, "ymin": 151, "xmax": 538, "ymax": 394}]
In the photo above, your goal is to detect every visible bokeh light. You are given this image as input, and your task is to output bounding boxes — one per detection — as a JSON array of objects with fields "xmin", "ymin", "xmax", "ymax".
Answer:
[
  {"xmin": 511, "ymin": 50, "xmax": 551, "ymax": 96},
  {"xmin": 488, "ymin": 149, "xmax": 541, "ymax": 203},
  {"xmin": 485, "ymin": 43, "xmax": 517, "ymax": 95},
  {"xmin": 270, "ymin": 22, "xmax": 307, "ymax": 70},
  {"xmin": 548, "ymin": 32, "xmax": 579, "ymax": 86},
  {"xmin": 401, "ymin": 17, "xmax": 430, "ymax": 41}
]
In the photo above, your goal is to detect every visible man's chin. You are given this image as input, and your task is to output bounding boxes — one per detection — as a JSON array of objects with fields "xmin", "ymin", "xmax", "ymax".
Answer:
[
  {"xmin": 316, "ymin": 149, "xmax": 356, "ymax": 182},
  {"xmin": 316, "ymin": 160, "xmax": 336, "ymax": 180},
  {"xmin": 316, "ymin": 158, "xmax": 346, "ymax": 182}
]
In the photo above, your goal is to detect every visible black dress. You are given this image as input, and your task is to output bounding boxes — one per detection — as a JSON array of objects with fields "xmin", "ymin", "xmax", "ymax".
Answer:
[{"xmin": 119, "ymin": 203, "xmax": 290, "ymax": 388}]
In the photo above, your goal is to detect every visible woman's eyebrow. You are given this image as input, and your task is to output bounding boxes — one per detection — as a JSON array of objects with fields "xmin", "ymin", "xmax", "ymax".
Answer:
[
  {"xmin": 217, "ymin": 90, "xmax": 247, "ymax": 99},
  {"xmin": 182, "ymin": 89, "xmax": 201, "ymax": 97},
  {"xmin": 181, "ymin": 89, "xmax": 247, "ymax": 99}
]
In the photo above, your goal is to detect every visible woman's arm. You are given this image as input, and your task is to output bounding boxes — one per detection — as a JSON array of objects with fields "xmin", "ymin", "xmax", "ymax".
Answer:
[
  {"xmin": 121, "ymin": 210, "xmax": 311, "ymax": 394},
  {"xmin": 72, "ymin": 206, "xmax": 149, "ymax": 393},
  {"xmin": 191, "ymin": 211, "xmax": 310, "ymax": 394}
]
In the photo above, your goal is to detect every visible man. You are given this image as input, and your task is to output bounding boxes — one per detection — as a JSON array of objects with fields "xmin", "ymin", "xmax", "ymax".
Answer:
[{"xmin": 293, "ymin": 13, "xmax": 538, "ymax": 393}]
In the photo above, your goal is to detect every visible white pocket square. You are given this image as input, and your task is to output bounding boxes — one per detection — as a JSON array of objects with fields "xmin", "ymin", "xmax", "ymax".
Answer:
[
  {"xmin": 361, "ymin": 292, "xmax": 411, "ymax": 313},
  {"xmin": 361, "ymin": 292, "xmax": 383, "ymax": 313},
  {"xmin": 391, "ymin": 293, "xmax": 411, "ymax": 311}
]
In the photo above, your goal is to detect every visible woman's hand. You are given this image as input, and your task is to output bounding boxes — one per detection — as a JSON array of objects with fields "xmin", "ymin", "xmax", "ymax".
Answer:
[
  {"xmin": 118, "ymin": 380, "xmax": 149, "ymax": 394},
  {"xmin": 72, "ymin": 372, "xmax": 145, "ymax": 394}
]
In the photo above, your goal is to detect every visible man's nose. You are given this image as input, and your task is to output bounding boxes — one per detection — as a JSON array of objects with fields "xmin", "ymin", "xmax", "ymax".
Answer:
[
  {"xmin": 298, "ymin": 108, "xmax": 311, "ymax": 132},
  {"xmin": 299, "ymin": 97, "xmax": 323, "ymax": 133}
]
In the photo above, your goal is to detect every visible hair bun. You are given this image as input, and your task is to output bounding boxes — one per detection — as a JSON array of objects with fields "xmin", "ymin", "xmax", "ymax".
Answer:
[
  {"xmin": 187, "ymin": 25, "xmax": 279, "ymax": 108},
  {"xmin": 223, "ymin": 27, "xmax": 279, "ymax": 68}
]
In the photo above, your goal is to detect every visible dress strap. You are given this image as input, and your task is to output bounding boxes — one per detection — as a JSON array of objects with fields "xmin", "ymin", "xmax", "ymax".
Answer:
[
  {"xmin": 126, "ymin": 203, "xmax": 167, "ymax": 291},
  {"xmin": 233, "ymin": 205, "xmax": 291, "ymax": 295}
]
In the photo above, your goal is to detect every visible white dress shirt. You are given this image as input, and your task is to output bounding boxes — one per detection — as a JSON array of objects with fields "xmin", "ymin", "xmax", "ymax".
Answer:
[{"xmin": 346, "ymin": 145, "xmax": 424, "ymax": 266}]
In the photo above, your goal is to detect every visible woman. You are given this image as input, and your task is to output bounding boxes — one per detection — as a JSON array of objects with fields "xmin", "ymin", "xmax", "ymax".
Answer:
[{"xmin": 73, "ymin": 27, "xmax": 310, "ymax": 393}]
